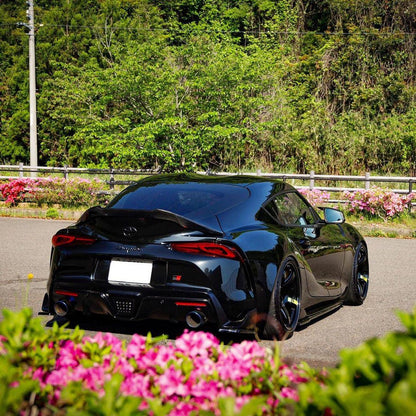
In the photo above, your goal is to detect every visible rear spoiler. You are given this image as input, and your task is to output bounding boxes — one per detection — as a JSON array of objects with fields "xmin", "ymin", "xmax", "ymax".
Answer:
[{"xmin": 77, "ymin": 206, "xmax": 224, "ymax": 237}]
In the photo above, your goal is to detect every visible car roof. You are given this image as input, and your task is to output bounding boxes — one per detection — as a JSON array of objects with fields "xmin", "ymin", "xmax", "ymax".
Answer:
[
  {"xmin": 136, "ymin": 172, "xmax": 292, "ymax": 192},
  {"xmin": 109, "ymin": 173, "xmax": 296, "ymax": 233}
]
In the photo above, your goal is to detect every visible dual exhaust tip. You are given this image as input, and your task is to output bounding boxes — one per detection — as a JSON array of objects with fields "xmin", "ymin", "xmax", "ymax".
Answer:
[
  {"xmin": 185, "ymin": 310, "xmax": 207, "ymax": 329},
  {"xmin": 55, "ymin": 300, "xmax": 207, "ymax": 329},
  {"xmin": 54, "ymin": 300, "xmax": 71, "ymax": 317}
]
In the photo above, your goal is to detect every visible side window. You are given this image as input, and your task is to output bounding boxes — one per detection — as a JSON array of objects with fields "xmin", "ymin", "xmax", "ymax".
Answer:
[{"xmin": 263, "ymin": 192, "xmax": 317, "ymax": 226}]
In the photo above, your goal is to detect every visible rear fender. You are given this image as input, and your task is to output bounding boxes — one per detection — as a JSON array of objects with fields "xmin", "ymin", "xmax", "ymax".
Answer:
[{"xmin": 232, "ymin": 229, "xmax": 292, "ymax": 315}]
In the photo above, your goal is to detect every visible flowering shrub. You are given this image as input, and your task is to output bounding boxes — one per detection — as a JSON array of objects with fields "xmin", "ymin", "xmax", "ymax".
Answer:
[
  {"xmin": 0, "ymin": 309, "xmax": 323, "ymax": 415},
  {"xmin": 0, "ymin": 177, "xmax": 107, "ymax": 207},
  {"xmin": 2, "ymin": 308, "xmax": 416, "ymax": 415},
  {"xmin": 298, "ymin": 188, "xmax": 331, "ymax": 207},
  {"xmin": 298, "ymin": 187, "xmax": 414, "ymax": 220},
  {"xmin": 343, "ymin": 187, "xmax": 414, "ymax": 219},
  {"xmin": 0, "ymin": 178, "xmax": 37, "ymax": 205}
]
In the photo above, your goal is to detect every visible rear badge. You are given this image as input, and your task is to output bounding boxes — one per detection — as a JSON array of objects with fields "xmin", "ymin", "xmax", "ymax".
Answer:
[{"xmin": 116, "ymin": 245, "xmax": 141, "ymax": 254}]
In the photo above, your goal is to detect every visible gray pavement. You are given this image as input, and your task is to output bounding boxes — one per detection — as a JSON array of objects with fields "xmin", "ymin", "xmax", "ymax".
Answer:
[{"xmin": 1, "ymin": 217, "xmax": 415, "ymax": 367}]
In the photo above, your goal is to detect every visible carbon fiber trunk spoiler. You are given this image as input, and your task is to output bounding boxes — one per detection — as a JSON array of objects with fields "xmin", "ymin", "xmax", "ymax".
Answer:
[{"xmin": 77, "ymin": 206, "xmax": 224, "ymax": 238}]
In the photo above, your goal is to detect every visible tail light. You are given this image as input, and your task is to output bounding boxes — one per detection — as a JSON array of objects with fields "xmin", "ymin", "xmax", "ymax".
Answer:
[
  {"xmin": 52, "ymin": 233, "xmax": 96, "ymax": 247},
  {"xmin": 170, "ymin": 242, "xmax": 244, "ymax": 261}
]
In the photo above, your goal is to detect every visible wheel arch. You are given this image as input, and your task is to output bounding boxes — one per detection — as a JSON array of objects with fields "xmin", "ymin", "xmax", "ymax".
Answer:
[{"xmin": 262, "ymin": 254, "xmax": 303, "ymax": 340}]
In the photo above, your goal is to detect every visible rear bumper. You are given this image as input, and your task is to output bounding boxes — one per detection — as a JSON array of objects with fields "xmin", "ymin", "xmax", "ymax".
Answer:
[{"xmin": 42, "ymin": 284, "xmax": 257, "ymax": 334}]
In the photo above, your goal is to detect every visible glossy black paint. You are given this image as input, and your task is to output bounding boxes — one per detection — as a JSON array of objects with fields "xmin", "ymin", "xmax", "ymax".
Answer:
[{"xmin": 43, "ymin": 173, "xmax": 368, "ymax": 339}]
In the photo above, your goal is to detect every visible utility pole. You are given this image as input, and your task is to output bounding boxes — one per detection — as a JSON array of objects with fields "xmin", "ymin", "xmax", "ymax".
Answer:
[{"xmin": 27, "ymin": 0, "xmax": 38, "ymax": 177}]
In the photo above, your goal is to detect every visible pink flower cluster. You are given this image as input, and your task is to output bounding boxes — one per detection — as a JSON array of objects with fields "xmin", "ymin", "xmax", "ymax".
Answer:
[
  {"xmin": 0, "ymin": 177, "xmax": 103, "ymax": 206},
  {"xmin": 0, "ymin": 178, "xmax": 37, "ymax": 205},
  {"xmin": 298, "ymin": 188, "xmax": 331, "ymax": 207},
  {"xmin": 343, "ymin": 187, "xmax": 414, "ymax": 219},
  {"xmin": 24, "ymin": 330, "xmax": 310, "ymax": 414}
]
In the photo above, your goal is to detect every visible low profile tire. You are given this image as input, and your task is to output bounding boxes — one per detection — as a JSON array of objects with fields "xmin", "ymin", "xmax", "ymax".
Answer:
[
  {"xmin": 344, "ymin": 242, "xmax": 369, "ymax": 305},
  {"xmin": 263, "ymin": 257, "xmax": 301, "ymax": 340}
]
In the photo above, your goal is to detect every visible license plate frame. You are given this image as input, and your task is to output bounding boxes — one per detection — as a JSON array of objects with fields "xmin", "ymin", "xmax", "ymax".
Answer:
[{"xmin": 108, "ymin": 258, "xmax": 153, "ymax": 285}]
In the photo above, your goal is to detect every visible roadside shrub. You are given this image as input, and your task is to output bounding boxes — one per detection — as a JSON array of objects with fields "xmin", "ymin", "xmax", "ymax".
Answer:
[
  {"xmin": 0, "ymin": 178, "xmax": 37, "ymax": 205},
  {"xmin": 0, "ymin": 177, "xmax": 108, "ymax": 208},
  {"xmin": 343, "ymin": 187, "xmax": 414, "ymax": 220},
  {"xmin": 33, "ymin": 177, "xmax": 108, "ymax": 208},
  {"xmin": 45, "ymin": 207, "xmax": 60, "ymax": 219},
  {"xmin": 1, "ymin": 308, "xmax": 416, "ymax": 414},
  {"xmin": 0, "ymin": 308, "xmax": 322, "ymax": 415}
]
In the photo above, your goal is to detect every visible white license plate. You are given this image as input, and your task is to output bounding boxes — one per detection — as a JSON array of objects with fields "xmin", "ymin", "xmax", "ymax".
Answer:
[{"xmin": 108, "ymin": 259, "xmax": 152, "ymax": 285}]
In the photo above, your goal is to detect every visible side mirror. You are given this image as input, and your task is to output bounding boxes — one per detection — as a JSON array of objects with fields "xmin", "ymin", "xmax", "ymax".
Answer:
[{"xmin": 323, "ymin": 207, "xmax": 345, "ymax": 224}]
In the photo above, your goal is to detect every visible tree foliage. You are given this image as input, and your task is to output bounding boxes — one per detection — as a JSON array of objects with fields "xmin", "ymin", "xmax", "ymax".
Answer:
[{"xmin": 0, "ymin": 0, "xmax": 415, "ymax": 174}]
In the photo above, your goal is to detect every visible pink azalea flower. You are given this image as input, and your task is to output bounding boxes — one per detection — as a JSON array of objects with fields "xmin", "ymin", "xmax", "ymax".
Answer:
[
  {"xmin": 191, "ymin": 379, "xmax": 221, "ymax": 401},
  {"xmin": 169, "ymin": 401, "xmax": 199, "ymax": 416},
  {"xmin": 121, "ymin": 373, "xmax": 152, "ymax": 397},
  {"xmin": 55, "ymin": 340, "xmax": 86, "ymax": 370},
  {"xmin": 84, "ymin": 332, "xmax": 123, "ymax": 353},
  {"xmin": 281, "ymin": 365, "xmax": 309, "ymax": 383},
  {"xmin": 175, "ymin": 330, "xmax": 219, "ymax": 359},
  {"xmin": 281, "ymin": 387, "xmax": 299, "ymax": 401},
  {"xmin": 153, "ymin": 345, "xmax": 177, "ymax": 368},
  {"xmin": 126, "ymin": 334, "xmax": 147, "ymax": 359},
  {"xmin": 157, "ymin": 367, "xmax": 189, "ymax": 397},
  {"xmin": 190, "ymin": 355, "xmax": 216, "ymax": 378},
  {"xmin": 114, "ymin": 356, "xmax": 135, "ymax": 377},
  {"xmin": 45, "ymin": 368, "xmax": 73, "ymax": 387}
]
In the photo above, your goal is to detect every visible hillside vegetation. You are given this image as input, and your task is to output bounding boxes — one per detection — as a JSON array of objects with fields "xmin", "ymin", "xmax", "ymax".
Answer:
[{"xmin": 1, "ymin": 0, "xmax": 415, "ymax": 174}]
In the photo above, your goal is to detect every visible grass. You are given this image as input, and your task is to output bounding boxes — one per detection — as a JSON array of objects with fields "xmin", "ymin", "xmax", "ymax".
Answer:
[
  {"xmin": 0, "ymin": 202, "xmax": 85, "ymax": 221},
  {"xmin": 345, "ymin": 212, "xmax": 416, "ymax": 238}
]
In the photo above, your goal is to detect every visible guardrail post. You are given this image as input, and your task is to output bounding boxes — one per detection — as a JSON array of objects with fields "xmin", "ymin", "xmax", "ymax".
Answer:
[
  {"xmin": 19, "ymin": 162, "xmax": 24, "ymax": 178},
  {"xmin": 109, "ymin": 169, "xmax": 115, "ymax": 190},
  {"xmin": 365, "ymin": 172, "xmax": 370, "ymax": 190},
  {"xmin": 63, "ymin": 165, "xmax": 68, "ymax": 180},
  {"xmin": 309, "ymin": 170, "xmax": 315, "ymax": 190},
  {"xmin": 409, "ymin": 180, "xmax": 414, "ymax": 214}
]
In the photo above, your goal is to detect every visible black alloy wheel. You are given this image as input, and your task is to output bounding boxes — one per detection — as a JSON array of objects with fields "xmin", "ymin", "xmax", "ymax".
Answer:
[
  {"xmin": 263, "ymin": 257, "xmax": 301, "ymax": 340},
  {"xmin": 345, "ymin": 242, "xmax": 369, "ymax": 305}
]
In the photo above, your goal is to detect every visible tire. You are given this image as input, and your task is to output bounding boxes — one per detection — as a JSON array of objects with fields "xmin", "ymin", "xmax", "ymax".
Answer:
[
  {"xmin": 344, "ymin": 242, "xmax": 369, "ymax": 305},
  {"xmin": 263, "ymin": 257, "xmax": 301, "ymax": 340}
]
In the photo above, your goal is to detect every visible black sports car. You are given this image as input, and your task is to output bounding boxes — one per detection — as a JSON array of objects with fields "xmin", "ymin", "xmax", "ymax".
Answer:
[{"xmin": 42, "ymin": 174, "xmax": 369, "ymax": 340}]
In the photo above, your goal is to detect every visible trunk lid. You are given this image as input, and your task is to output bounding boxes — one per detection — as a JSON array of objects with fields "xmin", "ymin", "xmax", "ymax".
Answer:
[{"xmin": 77, "ymin": 206, "xmax": 223, "ymax": 243}]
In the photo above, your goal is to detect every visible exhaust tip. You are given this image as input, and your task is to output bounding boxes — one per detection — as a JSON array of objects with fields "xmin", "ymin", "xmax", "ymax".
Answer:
[
  {"xmin": 185, "ymin": 310, "xmax": 207, "ymax": 329},
  {"xmin": 54, "ymin": 300, "xmax": 71, "ymax": 317}
]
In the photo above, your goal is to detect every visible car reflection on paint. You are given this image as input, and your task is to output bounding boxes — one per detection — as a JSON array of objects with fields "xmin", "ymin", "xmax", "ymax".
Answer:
[{"xmin": 42, "ymin": 173, "xmax": 369, "ymax": 340}]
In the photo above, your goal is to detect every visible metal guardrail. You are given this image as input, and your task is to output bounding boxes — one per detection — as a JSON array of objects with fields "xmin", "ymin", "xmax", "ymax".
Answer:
[{"xmin": 1, "ymin": 164, "xmax": 415, "ymax": 195}]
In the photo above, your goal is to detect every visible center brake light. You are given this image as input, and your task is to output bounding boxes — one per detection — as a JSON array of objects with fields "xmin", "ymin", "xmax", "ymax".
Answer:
[
  {"xmin": 170, "ymin": 242, "xmax": 244, "ymax": 262},
  {"xmin": 52, "ymin": 234, "xmax": 96, "ymax": 247}
]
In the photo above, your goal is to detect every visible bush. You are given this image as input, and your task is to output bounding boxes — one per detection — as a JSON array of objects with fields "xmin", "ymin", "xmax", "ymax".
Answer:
[
  {"xmin": 0, "ymin": 178, "xmax": 36, "ymax": 205},
  {"xmin": 0, "ymin": 309, "xmax": 322, "ymax": 415},
  {"xmin": 0, "ymin": 177, "xmax": 108, "ymax": 208},
  {"xmin": 1, "ymin": 308, "xmax": 416, "ymax": 414},
  {"xmin": 343, "ymin": 187, "xmax": 414, "ymax": 220},
  {"xmin": 45, "ymin": 207, "xmax": 60, "ymax": 219}
]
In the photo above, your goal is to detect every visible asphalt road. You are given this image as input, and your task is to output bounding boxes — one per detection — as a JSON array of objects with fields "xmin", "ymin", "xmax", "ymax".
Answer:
[{"xmin": 1, "ymin": 217, "xmax": 415, "ymax": 367}]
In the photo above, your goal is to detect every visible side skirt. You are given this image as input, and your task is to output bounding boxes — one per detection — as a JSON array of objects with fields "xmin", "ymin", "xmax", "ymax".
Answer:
[{"xmin": 299, "ymin": 300, "xmax": 343, "ymax": 326}]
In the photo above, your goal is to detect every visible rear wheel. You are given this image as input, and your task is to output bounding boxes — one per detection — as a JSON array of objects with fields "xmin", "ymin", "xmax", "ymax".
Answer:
[
  {"xmin": 345, "ymin": 242, "xmax": 369, "ymax": 305},
  {"xmin": 263, "ymin": 257, "xmax": 301, "ymax": 340}
]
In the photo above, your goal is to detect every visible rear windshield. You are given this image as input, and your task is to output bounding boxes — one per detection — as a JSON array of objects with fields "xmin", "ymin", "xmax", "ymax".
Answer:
[{"xmin": 107, "ymin": 182, "xmax": 250, "ymax": 220}]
